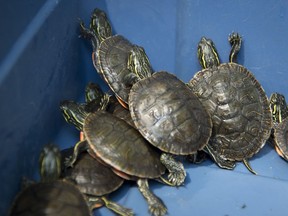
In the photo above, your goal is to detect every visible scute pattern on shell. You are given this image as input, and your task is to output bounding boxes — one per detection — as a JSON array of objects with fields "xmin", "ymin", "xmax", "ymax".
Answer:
[
  {"xmin": 188, "ymin": 62, "xmax": 272, "ymax": 161},
  {"xmin": 129, "ymin": 71, "xmax": 212, "ymax": 155},
  {"xmin": 83, "ymin": 111, "xmax": 165, "ymax": 179},
  {"xmin": 98, "ymin": 35, "xmax": 135, "ymax": 104},
  {"xmin": 10, "ymin": 181, "xmax": 91, "ymax": 216},
  {"xmin": 64, "ymin": 152, "xmax": 124, "ymax": 196}
]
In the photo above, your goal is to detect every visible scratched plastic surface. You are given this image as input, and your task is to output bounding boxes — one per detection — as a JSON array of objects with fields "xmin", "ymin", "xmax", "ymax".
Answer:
[{"xmin": 2, "ymin": 0, "xmax": 288, "ymax": 215}]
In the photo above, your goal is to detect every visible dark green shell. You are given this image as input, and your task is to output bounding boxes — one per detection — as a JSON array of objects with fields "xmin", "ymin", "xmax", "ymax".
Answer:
[
  {"xmin": 107, "ymin": 96, "xmax": 135, "ymax": 127},
  {"xmin": 97, "ymin": 35, "xmax": 135, "ymax": 104},
  {"xmin": 129, "ymin": 71, "xmax": 212, "ymax": 155},
  {"xmin": 274, "ymin": 117, "xmax": 288, "ymax": 160},
  {"xmin": 188, "ymin": 62, "xmax": 272, "ymax": 161},
  {"xmin": 83, "ymin": 111, "xmax": 165, "ymax": 179},
  {"xmin": 10, "ymin": 180, "xmax": 91, "ymax": 216},
  {"xmin": 64, "ymin": 152, "xmax": 124, "ymax": 196}
]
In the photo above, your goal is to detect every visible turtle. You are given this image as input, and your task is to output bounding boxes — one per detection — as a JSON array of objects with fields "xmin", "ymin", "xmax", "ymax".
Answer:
[
  {"xmin": 62, "ymin": 82, "xmax": 188, "ymax": 186},
  {"xmin": 60, "ymin": 105, "xmax": 169, "ymax": 216},
  {"xmin": 269, "ymin": 92, "xmax": 288, "ymax": 160},
  {"xmin": 80, "ymin": 10, "xmax": 189, "ymax": 185},
  {"xmin": 187, "ymin": 32, "xmax": 272, "ymax": 174},
  {"xmin": 9, "ymin": 144, "xmax": 92, "ymax": 216},
  {"xmin": 61, "ymin": 147, "xmax": 134, "ymax": 216},
  {"xmin": 124, "ymin": 45, "xmax": 212, "ymax": 183},
  {"xmin": 80, "ymin": 8, "xmax": 150, "ymax": 107}
]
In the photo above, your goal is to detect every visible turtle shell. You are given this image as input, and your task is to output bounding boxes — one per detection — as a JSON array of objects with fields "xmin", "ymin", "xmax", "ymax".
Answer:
[
  {"xmin": 107, "ymin": 96, "xmax": 136, "ymax": 127},
  {"xmin": 188, "ymin": 62, "xmax": 272, "ymax": 161},
  {"xmin": 63, "ymin": 151, "xmax": 124, "ymax": 196},
  {"xmin": 9, "ymin": 180, "xmax": 91, "ymax": 216},
  {"xmin": 274, "ymin": 117, "xmax": 288, "ymax": 160},
  {"xmin": 129, "ymin": 71, "xmax": 212, "ymax": 155},
  {"xmin": 97, "ymin": 35, "xmax": 135, "ymax": 104},
  {"xmin": 83, "ymin": 111, "xmax": 165, "ymax": 179}
]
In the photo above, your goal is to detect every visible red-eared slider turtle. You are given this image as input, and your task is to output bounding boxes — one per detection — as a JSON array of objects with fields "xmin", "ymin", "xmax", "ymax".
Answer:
[
  {"xmin": 80, "ymin": 9, "xmax": 150, "ymax": 107},
  {"xmin": 61, "ymin": 106, "xmax": 168, "ymax": 216},
  {"xmin": 61, "ymin": 148, "xmax": 134, "ymax": 216},
  {"xmin": 125, "ymin": 47, "xmax": 212, "ymax": 183},
  {"xmin": 269, "ymin": 93, "xmax": 288, "ymax": 160},
  {"xmin": 187, "ymin": 33, "xmax": 272, "ymax": 174},
  {"xmin": 129, "ymin": 71, "xmax": 212, "ymax": 155},
  {"xmin": 61, "ymin": 84, "xmax": 188, "ymax": 187},
  {"xmin": 9, "ymin": 144, "xmax": 92, "ymax": 216}
]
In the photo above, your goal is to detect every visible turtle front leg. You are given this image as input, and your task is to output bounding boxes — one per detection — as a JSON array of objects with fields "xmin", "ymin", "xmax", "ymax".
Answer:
[
  {"xmin": 137, "ymin": 179, "xmax": 167, "ymax": 216},
  {"xmin": 123, "ymin": 72, "xmax": 140, "ymax": 87},
  {"xmin": 228, "ymin": 32, "xmax": 242, "ymax": 63},
  {"xmin": 160, "ymin": 153, "xmax": 186, "ymax": 186},
  {"xmin": 79, "ymin": 20, "xmax": 98, "ymax": 51},
  {"xmin": 64, "ymin": 140, "xmax": 89, "ymax": 168},
  {"xmin": 88, "ymin": 196, "xmax": 134, "ymax": 216}
]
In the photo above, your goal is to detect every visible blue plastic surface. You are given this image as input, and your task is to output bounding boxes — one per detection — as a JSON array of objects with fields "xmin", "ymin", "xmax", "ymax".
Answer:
[{"xmin": 1, "ymin": 0, "xmax": 288, "ymax": 215}]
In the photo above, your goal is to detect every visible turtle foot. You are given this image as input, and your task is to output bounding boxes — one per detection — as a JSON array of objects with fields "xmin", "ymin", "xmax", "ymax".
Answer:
[
  {"xmin": 148, "ymin": 199, "xmax": 167, "ymax": 216},
  {"xmin": 64, "ymin": 156, "xmax": 74, "ymax": 168},
  {"xmin": 160, "ymin": 153, "xmax": 186, "ymax": 186},
  {"xmin": 137, "ymin": 179, "xmax": 167, "ymax": 216},
  {"xmin": 228, "ymin": 32, "xmax": 241, "ymax": 45}
]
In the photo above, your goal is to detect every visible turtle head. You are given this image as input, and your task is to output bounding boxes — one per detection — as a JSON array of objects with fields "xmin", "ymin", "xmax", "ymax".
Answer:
[
  {"xmin": 90, "ymin": 8, "xmax": 112, "ymax": 44},
  {"xmin": 85, "ymin": 82, "xmax": 105, "ymax": 103},
  {"xmin": 127, "ymin": 46, "xmax": 153, "ymax": 79},
  {"xmin": 270, "ymin": 92, "xmax": 288, "ymax": 124},
  {"xmin": 39, "ymin": 144, "xmax": 61, "ymax": 182},
  {"xmin": 60, "ymin": 100, "xmax": 88, "ymax": 131},
  {"xmin": 197, "ymin": 37, "xmax": 220, "ymax": 69},
  {"xmin": 85, "ymin": 82, "xmax": 110, "ymax": 112}
]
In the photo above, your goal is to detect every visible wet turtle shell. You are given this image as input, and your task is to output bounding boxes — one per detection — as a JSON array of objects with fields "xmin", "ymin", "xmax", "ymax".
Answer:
[
  {"xmin": 274, "ymin": 117, "xmax": 288, "ymax": 161},
  {"xmin": 9, "ymin": 180, "xmax": 91, "ymax": 216},
  {"xmin": 62, "ymin": 150, "xmax": 124, "ymax": 196},
  {"xmin": 83, "ymin": 111, "xmax": 166, "ymax": 179},
  {"xmin": 129, "ymin": 71, "xmax": 212, "ymax": 155},
  {"xmin": 188, "ymin": 59, "xmax": 272, "ymax": 162}
]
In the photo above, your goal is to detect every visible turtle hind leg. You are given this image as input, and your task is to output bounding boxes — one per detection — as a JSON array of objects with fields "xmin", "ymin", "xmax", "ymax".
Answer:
[
  {"xmin": 88, "ymin": 196, "xmax": 134, "ymax": 216},
  {"xmin": 242, "ymin": 159, "xmax": 257, "ymax": 175},
  {"xmin": 228, "ymin": 32, "xmax": 242, "ymax": 63},
  {"xmin": 160, "ymin": 153, "xmax": 186, "ymax": 186},
  {"xmin": 137, "ymin": 179, "xmax": 167, "ymax": 216},
  {"xmin": 204, "ymin": 145, "xmax": 236, "ymax": 170}
]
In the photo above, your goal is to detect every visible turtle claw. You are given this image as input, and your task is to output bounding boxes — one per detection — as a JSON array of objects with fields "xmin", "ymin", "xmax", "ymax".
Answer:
[
  {"xmin": 149, "ymin": 200, "xmax": 167, "ymax": 216},
  {"xmin": 160, "ymin": 153, "xmax": 186, "ymax": 186},
  {"xmin": 228, "ymin": 32, "xmax": 241, "ymax": 45},
  {"xmin": 167, "ymin": 169, "xmax": 186, "ymax": 186},
  {"xmin": 64, "ymin": 156, "xmax": 74, "ymax": 168}
]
